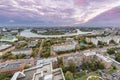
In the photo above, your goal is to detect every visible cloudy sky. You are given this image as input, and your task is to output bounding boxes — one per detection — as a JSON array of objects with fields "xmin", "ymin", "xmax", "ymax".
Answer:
[{"xmin": 0, "ymin": 0, "xmax": 120, "ymax": 26}]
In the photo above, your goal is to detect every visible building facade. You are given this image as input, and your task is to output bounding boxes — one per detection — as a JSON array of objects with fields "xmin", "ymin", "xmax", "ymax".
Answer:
[{"xmin": 11, "ymin": 48, "xmax": 33, "ymax": 56}]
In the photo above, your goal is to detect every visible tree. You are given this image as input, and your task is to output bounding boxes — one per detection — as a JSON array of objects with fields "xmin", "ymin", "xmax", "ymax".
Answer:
[
  {"xmin": 107, "ymin": 48, "xmax": 115, "ymax": 55},
  {"xmin": 115, "ymin": 53, "xmax": 120, "ymax": 62},
  {"xmin": 0, "ymin": 74, "xmax": 10, "ymax": 80},
  {"xmin": 31, "ymin": 48, "xmax": 39, "ymax": 57},
  {"xmin": 15, "ymin": 54, "xmax": 26, "ymax": 59},
  {"xmin": 68, "ymin": 62, "xmax": 76, "ymax": 73},
  {"xmin": 65, "ymin": 71, "xmax": 73, "ymax": 80},
  {"xmin": 31, "ymin": 29, "xmax": 37, "ymax": 33},
  {"xmin": 109, "ymin": 40, "xmax": 116, "ymax": 44},
  {"xmin": 81, "ymin": 61, "xmax": 105, "ymax": 71},
  {"xmin": 0, "ymin": 53, "xmax": 12, "ymax": 60},
  {"xmin": 98, "ymin": 41, "xmax": 103, "ymax": 45}
]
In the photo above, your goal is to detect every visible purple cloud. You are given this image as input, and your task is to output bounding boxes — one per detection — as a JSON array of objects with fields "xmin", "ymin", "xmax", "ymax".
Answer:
[{"xmin": 0, "ymin": 0, "xmax": 120, "ymax": 26}]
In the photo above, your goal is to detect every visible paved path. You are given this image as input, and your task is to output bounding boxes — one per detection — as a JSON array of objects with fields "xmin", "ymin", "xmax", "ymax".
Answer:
[
  {"xmin": 36, "ymin": 39, "xmax": 44, "ymax": 59},
  {"xmin": 87, "ymin": 76, "xmax": 104, "ymax": 80}
]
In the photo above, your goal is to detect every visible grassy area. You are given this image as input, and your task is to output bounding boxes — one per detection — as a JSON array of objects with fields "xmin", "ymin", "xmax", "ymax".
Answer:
[
  {"xmin": 41, "ymin": 30, "xmax": 65, "ymax": 35},
  {"xmin": 74, "ymin": 71, "xmax": 86, "ymax": 79},
  {"xmin": 104, "ymin": 69, "xmax": 118, "ymax": 75},
  {"xmin": 88, "ymin": 77, "xmax": 103, "ymax": 80},
  {"xmin": 1, "ymin": 36, "xmax": 14, "ymax": 40},
  {"xmin": 75, "ymin": 71, "xmax": 99, "ymax": 80}
]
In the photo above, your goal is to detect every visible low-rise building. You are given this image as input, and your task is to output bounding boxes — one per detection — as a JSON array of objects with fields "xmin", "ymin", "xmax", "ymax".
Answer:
[
  {"xmin": 11, "ymin": 62, "xmax": 65, "ymax": 80},
  {"xmin": 0, "ymin": 62, "xmax": 26, "ymax": 74},
  {"xmin": 62, "ymin": 52, "xmax": 84, "ymax": 67},
  {"xmin": 86, "ymin": 36, "xmax": 120, "ymax": 46},
  {"xmin": 11, "ymin": 48, "xmax": 33, "ymax": 56},
  {"xmin": 62, "ymin": 51, "xmax": 112, "ymax": 69},
  {"xmin": 37, "ymin": 58, "xmax": 58, "ymax": 68},
  {"xmin": 96, "ymin": 54, "xmax": 112, "ymax": 69},
  {"xmin": 83, "ymin": 52, "xmax": 112, "ymax": 69},
  {"xmin": 51, "ymin": 38, "xmax": 77, "ymax": 55},
  {"xmin": 28, "ymin": 41, "xmax": 37, "ymax": 47},
  {"xmin": 0, "ymin": 58, "xmax": 35, "ymax": 74},
  {"xmin": 0, "ymin": 44, "xmax": 15, "ymax": 55}
]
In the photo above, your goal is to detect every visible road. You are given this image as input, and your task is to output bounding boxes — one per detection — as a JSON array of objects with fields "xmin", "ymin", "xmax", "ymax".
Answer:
[{"xmin": 36, "ymin": 39, "xmax": 44, "ymax": 59}]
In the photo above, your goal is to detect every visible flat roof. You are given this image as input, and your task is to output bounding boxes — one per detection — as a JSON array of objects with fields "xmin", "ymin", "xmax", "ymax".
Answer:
[
  {"xmin": 37, "ymin": 58, "xmax": 57, "ymax": 66},
  {"xmin": 96, "ymin": 54, "xmax": 112, "ymax": 62},
  {"xmin": 11, "ymin": 63, "xmax": 65, "ymax": 80},
  {"xmin": 0, "ymin": 44, "xmax": 12, "ymax": 51},
  {"xmin": 0, "ymin": 62, "xmax": 22, "ymax": 70},
  {"xmin": 83, "ymin": 52, "xmax": 96, "ymax": 56},
  {"xmin": 12, "ymin": 48, "xmax": 32, "ymax": 52}
]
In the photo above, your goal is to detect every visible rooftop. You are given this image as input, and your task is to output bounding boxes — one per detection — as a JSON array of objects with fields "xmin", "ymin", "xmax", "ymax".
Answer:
[
  {"xmin": 83, "ymin": 52, "xmax": 96, "ymax": 56},
  {"xmin": 11, "ymin": 63, "xmax": 65, "ymax": 80},
  {"xmin": 37, "ymin": 58, "xmax": 57, "ymax": 66},
  {"xmin": 12, "ymin": 48, "xmax": 32, "ymax": 52},
  {"xmin": 96, "ymin": 54, "xmax": 112, "ymax": 62},
  {"xmin": 0, "ymin": 44, "xmax": 12, "ymax": 51},
  {"xmin": 0, "ymin": 62, "xmax": 22, "ymax": 70},
  {"xmin": 0, "ymin": 61, "xmax": 25, "ymax": 73}
]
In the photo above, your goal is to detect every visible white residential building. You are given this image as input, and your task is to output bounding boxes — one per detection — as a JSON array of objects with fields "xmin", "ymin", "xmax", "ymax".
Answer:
[
  {"xmin": 51, "ymin": 38, "xmax": 77, "ymax": 52},
  {"xmin": 11, "ymin": 63, "xmax": 65, "ymax": 80},
  {"xmin": 37, "ymin": 58, "xmax": 57, "ymax": 66},
  {"xmin": 0, "ymin": 44, "xmax": 15, "ymax": 55},
  {"xmin": 11, "ymin": 48, "xmax": 33, "ymax": 56},
  {"xmin": 89, "ymin": 36, "xmax": 120, "ymax": 45},
  {"xmin": 83, "ymin": 52, "xmax": 112, "ymax": 68}
]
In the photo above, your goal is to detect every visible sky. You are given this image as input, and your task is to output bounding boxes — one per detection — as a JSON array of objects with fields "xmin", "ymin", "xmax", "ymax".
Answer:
[{"xmin": 0, "ymin": 0, "xmax": 120, "ymax": 26}]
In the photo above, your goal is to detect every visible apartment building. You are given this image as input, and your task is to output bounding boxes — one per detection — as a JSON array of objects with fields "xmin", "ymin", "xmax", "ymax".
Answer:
[
  {"xmin": 51, "ymin": 38, "xmax": 77, "ymax": 55},
  {"xmin": 62, "ymin": 52, "xmax": 84, "ymax": 67},
  {"xmin": 62, "ymin": 51, "xmax": 112, "ymax": 69},
  {"xmin": 0, "ymin": 58, "xmax": 35, "ymax": 73},
  {"xmin": 0, "ymin": 62, "xmax": 26, "ymax": 74},
  {"xmin": 11, "ymin": 48, "xmax": 33, "ymax": 56},
  {"xmin": 83, "ymin": 52, "xmax": 112, "ymax": 69},
  {"xmin": 0, "ymin": 44, "xmax": 15, "ymax": 55},
  {"xmin": 11, "ymin": 63, "xmax": 65, "ymax": 80},
  {"xmin": 86, "ymin": 36, "xmax": 120, "ymax": 45}
]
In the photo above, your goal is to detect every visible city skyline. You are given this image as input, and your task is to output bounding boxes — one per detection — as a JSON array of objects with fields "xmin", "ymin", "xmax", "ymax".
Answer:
[{"xmin": 0, "ymin": 0, "xmax": 120, "ymax": 26}]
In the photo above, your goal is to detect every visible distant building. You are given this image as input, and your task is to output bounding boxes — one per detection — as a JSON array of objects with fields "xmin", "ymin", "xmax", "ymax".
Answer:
[
  {"xmin": 86, "ymin": 36, "xmax": 120, "ymax": 46},
  {"xmin": 2, "ymin": 28, "xmax": 7, "ymax": 32},
  {"xmin": 11, "ymin": 48, "xmax": 33, "ymax": 56},
  {"xmin": 11, "ymin": 63, "xmax": 65, "ymax": 80},
  {"xmin": 11, "ymin": 29, "xmax": 18, "ymax": 33},
  {"xmin": 0, "ymin": 36, "xmax": 18, "ymax": 42},
  {"xmin": 0, "ymin": 44, "xmax": 15, "ymax": 55}
]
